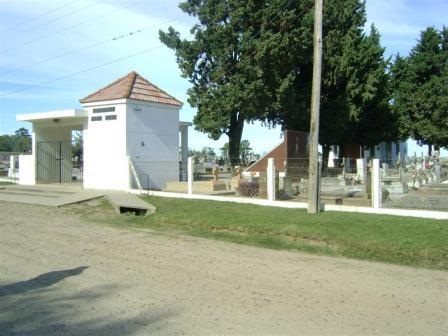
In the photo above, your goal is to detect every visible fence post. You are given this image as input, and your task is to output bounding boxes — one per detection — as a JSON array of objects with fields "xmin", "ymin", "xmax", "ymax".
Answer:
[
  {"xmin": 372, "ymin": 159, "xmax": 382, "ymax": 208},
  {"xmin": 267, "ymin": 158, "xmax": 276, "ymax": 201},
  {"xmin": 8, "ymin": 155, "xmax": 16, "ymax": 178},
  {"xmin": 187, "ymin": 157, "xmax": 193, "ymax": 195}
]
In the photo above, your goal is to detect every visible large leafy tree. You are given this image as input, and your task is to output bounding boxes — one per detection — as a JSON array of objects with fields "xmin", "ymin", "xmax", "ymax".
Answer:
[
  {"xmin": 160, "ymin": 0, "xmax": 271, "ymax": 166},
  {"xmin": 161, "ymin": 0, "xmax": 394, "ymax": 162},
  {"xmin": 391, "ymin": 27, "xmax": 448, "ymax": 151},
  {"xmin": 258, "ymin": 0, "xmax": 394, "ymax": 158}
]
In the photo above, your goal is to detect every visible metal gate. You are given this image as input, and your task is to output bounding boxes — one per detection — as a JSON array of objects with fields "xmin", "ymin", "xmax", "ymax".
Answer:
[{"xmin": 37, "ymin": 141, "xmax": 83, "ymax": 184}]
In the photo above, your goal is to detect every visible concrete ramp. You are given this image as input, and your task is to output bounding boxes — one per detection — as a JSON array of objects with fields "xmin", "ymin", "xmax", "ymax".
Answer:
[
  {"xmin": 0, "ymin": 184, "xmax": 105, "ymax": 207},
  {"xmin": 106, "ymin": 193, "xmax": 156, "ymax": 216}
]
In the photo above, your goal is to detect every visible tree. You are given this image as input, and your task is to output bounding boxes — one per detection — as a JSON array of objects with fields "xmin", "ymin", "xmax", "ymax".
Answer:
[
  {"xmin": 258, "ymin": 0, "xmax": 395, "ymax": 158},
  {"xmin": 13, "ymin": 128, "xmax": 31, "ymax": 153},
  {"xmin": 0, "ymin": 128, "xmax": 31, "ymax": 153},
  {"xmin": 201, "ymin": 147, "xmax": 216, "ymax": 162},
  {"xmin": 161, "ymin": 0, "xmax": 394, "ymax": 162},
  {"xmin": 72, "ymin": 131, "xmax": 83, "ymax": 166},
  {"xmin": 239, "ymin": 139, "xmax": 253, "ymax": 165},
  {"xmin": 391, "ymin": 26, "xmax": 448, "ymax": 151},
  {"xmin": 160, "ymin": 1, "xmax": 270, "ymax": 167},
  {"xmin": 220, "ymin": 142, "xmax": 230, "ymax": 166},
  {"xmin": 0, "ymin": 135, "xmax": 13, "ymax": 152}
]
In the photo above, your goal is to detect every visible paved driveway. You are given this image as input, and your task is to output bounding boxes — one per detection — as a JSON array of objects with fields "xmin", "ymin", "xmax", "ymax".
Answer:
[{"xmin": 0, "ymin": 201, "xmax": 447, "ymax": 335}]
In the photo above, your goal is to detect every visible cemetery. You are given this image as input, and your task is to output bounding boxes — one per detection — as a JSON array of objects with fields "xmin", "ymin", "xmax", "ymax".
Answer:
[
  {"xmin": 4, "ymin": 71, "xmax": 446, "ymax": 213},
  {"xmin": 162, "ymin": 131, "xmax": 447, "ymax": 212}
]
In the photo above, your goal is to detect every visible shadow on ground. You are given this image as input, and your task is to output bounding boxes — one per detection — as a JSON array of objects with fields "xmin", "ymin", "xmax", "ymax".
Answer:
[
  {"xmin": 0, "ymin": 267, "xmax": 177, "ymax": 336},
  {"xmin": 0, "ymin": 266, "xmax": 89, "ymax": 297}
]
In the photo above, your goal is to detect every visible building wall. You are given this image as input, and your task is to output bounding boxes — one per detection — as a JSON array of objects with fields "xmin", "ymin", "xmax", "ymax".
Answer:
[
  {"xmin": 245, "ymin": 130, "xmax": 309, "ymax": 173},
  {"xmin": 83, "ymin": 101, "xmax": 129, "ymax": 190},
  {"xmin": 126, "ymin": 100, "xmax": 180, "ymax": 189}
]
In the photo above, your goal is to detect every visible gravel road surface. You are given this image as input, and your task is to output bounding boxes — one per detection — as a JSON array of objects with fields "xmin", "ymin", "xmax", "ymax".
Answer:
[{"xmin": 0, "ymin": 201, "xmax": 447, "ymax": 335}]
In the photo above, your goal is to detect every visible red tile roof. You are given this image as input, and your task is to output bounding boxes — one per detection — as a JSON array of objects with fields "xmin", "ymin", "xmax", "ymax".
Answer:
[{"xmin": 79, "ymin": 71, "xmax": 183, "ymax": 106}]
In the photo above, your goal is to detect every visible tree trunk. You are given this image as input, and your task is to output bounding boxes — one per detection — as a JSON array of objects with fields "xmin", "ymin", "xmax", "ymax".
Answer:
[
  {"xmin": 428, "ymin": 143, "xmax": 432, "ymax": 156},
  {"xmin": 227, "ymin": 112, "xmax": 244, "ymax": 168}
]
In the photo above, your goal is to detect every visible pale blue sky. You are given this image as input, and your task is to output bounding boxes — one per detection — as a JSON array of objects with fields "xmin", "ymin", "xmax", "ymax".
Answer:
[{"xmin": 0, "ymin": 0, "xmax": 446, "ymax": 154}]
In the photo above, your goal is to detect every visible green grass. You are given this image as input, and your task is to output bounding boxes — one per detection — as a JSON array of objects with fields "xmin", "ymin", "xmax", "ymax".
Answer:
[
  {"xmin": 79, "ymin": 196, "xmax": 448, "ymax": 270},
  {"xmin": 0, "ymin": 181, "xmax": 13, "ymax": 186}
]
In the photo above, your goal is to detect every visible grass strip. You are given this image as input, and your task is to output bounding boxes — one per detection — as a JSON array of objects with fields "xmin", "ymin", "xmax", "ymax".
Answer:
[{"xmin": 80, "ymin": 196, "xmax": 448, "ymax": 270}]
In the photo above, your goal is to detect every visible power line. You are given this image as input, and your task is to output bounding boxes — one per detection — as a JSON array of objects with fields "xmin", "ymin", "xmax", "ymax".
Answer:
[
  {"xmin": 0, "ymin": 15, "xmax": 188, "ymax": 77},
  {"xmin": 0, "ymin": 45, "xmax": 164, "ymax": 97},
  {"xmin": 3, "ymin": 0, "xmax": 147, "ymax": 52},
  {"xmin": 0, "ymin": 0, "xmax": 311, "ymax": 98},
  {"xmin": 0, "ymin": 0, "xmax": 80, "ymax": 34},
  {"xmin": 1, "ymin": 0, "xmax": 105, "ymax": 42}
]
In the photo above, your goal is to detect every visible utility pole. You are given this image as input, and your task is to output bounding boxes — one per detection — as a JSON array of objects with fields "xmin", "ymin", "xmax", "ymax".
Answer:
[{"xmin": 308, "ymin": 0, "xmax": 323, "ymax": 214}]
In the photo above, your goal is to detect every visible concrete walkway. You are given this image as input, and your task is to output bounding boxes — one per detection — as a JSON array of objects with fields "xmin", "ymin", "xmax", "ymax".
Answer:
[{"xmin": 0, "ymin": 184, "xmax": 105, "ymax": 207}]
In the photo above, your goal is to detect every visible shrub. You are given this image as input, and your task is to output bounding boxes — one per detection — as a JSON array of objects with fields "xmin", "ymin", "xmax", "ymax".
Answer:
[{"xmin": 237, "ymin": 180, "xmax": 259, "ymax": 197}]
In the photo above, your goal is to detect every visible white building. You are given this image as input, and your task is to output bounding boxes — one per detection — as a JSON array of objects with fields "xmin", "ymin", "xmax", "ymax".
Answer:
[{"xmin": 17, "ymin": 71, "xmax": 191, "ymax": 191}]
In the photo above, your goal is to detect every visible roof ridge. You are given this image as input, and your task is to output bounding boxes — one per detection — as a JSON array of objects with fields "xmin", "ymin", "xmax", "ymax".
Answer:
[
  {"xmin": 79, "ymin": 71, "xmax": 182, "ymax": 106},
  {"xmin": 79, "ymin": 71, "xmax": 135, "ymax": 103},
  {"xmin": 124, "ymin": 71, "xmax": 138, "ymax": 98}
]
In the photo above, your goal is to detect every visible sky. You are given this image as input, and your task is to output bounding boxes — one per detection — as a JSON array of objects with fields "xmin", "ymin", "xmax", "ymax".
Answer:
[{"xmin": 0, "ymin": 0, "xmax": 447, "ymax": 155}]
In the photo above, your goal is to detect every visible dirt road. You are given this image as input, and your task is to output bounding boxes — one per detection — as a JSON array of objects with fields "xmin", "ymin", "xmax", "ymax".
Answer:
[{"xmin": 0, "ymin": 201, "xmax": 447, "ymax": 335}]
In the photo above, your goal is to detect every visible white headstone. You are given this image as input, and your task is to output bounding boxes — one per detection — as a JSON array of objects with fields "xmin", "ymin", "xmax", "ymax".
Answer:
[{"xmin": 356, "ymin": 158, "xmax": 367, "ymax": 184}]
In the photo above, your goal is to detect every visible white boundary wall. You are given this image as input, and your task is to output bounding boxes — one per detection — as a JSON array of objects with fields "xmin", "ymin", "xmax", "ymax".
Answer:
[{"xmin": 129, "ymin": 189, "xmax": 448, "ymax": 220}]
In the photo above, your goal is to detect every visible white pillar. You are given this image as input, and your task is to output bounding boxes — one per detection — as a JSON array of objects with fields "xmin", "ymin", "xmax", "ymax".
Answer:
[
  {"xmin": 180, "ymin": 125, "xmax": 189, "ymax": 181},
  {"xmin": 187, "ymin": 157, "xmax": 193, "ymax": 195},
  {"xmin": 8, "ymin": 155, "xmax": 16, "ymax": 178},
  {"xmin": 372, "ymin": 159, "xmax": 381, "ymax": 209},
  {"xmin": 267, "ymin": 158, "xmax": 276, "ymax": 201}
]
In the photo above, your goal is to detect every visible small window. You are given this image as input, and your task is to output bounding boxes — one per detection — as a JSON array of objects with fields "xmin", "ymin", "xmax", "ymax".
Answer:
[
  {"xmin": 91, "ymin": 116, "xmax": 102, "ymax": 121},
  {"xmin": 93, "ymin": 107, "xmax": 115, "ymax": 113},
  {"xmin": 105, "ymin": 115, "xmax": 117, "ymax": 120}
]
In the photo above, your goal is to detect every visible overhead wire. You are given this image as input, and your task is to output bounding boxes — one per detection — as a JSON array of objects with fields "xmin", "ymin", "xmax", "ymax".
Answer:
[
  {"xmin": 0, "ymin": 45, "xmax": 165, "ymax": 97},
  {"xmin": 0, "ymin": 0, "xmax": 312, "ymax": 98},
  {"xmin": 0, "ymin": 15, "xmax": 188, "ymax": 76},
  {"xmin": 3, "ymin": 0, "xmax": 147, "ymax": 50},
  {"xmin": 1, "ymin": 0, "xmax": 106, "ymax": 42},
  {"xmin": 0, "ymin": 0, "xmax": 80, "ymax": 34}
]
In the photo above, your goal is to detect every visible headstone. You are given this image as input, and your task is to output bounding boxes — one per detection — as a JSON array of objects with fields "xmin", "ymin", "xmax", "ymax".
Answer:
[
  {"xmin": 381, "ymin": 162, "xmax": 389, "ymax": 177},
  {"xmin": 356, "ymin": 158, "xmax": 367, "ymax": 184},
  {"xmin": 328, "ymin": 150, "xmax": 335, "ymax": 168},
  {"xmin": 212, "ymin": 166, "xmax": 219, "ymax": 181},
  {"xmin": 280, "ymin": 175, "xmax": 294, "ymax": 197},
  {"xmin": 434, "ymin": 163, "xmax": 441, "ymax": 182}
]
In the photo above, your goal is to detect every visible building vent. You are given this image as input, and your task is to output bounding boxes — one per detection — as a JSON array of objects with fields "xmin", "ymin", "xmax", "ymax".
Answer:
[{"xmin": 93, "ymin": 107, "xmax": 115, "ymax": 113}]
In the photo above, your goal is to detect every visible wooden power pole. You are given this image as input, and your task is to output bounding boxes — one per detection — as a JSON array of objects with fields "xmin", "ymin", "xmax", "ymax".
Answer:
[{"xmin": 308, "ymin": 0, "xmax": 323, "ymax": 214}]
